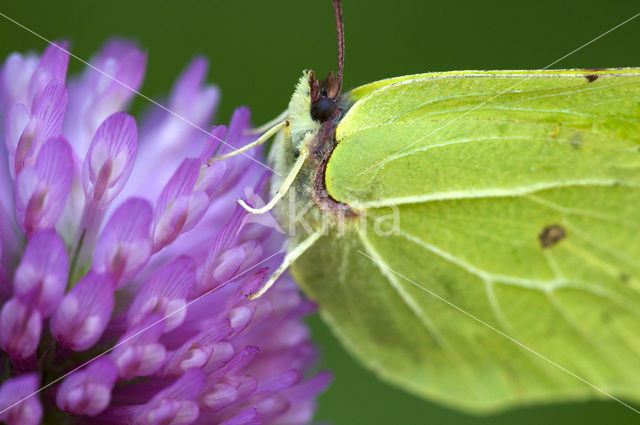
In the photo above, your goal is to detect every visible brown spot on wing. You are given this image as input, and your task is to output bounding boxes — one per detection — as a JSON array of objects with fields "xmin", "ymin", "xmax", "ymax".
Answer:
[
  {"xmin": 539, "ymin": 225, "xmax": 566, "ymax": 248},
  {"xmin": 585, "ymin": 75, "xmax": 598, "ymax": 83},
  {"xmin": 568, "ymin": 133, "xmax": 582, "ymax": 149}
]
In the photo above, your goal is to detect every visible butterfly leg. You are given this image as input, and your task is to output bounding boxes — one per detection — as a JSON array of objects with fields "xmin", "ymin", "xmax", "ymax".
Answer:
[
  {"xmin": 238, "ymin": 149, "xmax": 309, "ymax": 214},
  {"xmin": 207, "ymin": 120, "xmax": 289, "ymax": 164},
  {"xmin": 247, "ymin": 230, "xmax": 322, "ymax": 299}
]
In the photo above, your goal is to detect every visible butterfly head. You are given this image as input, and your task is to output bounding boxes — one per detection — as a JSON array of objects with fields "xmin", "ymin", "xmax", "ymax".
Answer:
[{"xmin": 283, "ymin": 0, "xmax": 346, "ymax": 152}]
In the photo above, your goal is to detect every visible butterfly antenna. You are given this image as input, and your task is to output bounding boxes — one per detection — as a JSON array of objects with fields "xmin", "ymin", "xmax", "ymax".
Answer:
[
  {"xmin": 333, "ymin": 0, "xmax": 344, "ymax": 94},
  {"xmin": 207, "ymin": 120, "xmax": 289, "ymax": 164},
  {"xmin": 237, "ymin": 149, "xmax": 309, "ymax": 214}
]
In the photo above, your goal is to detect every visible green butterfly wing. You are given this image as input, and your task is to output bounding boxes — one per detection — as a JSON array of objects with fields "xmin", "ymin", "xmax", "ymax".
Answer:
[{"xmin": 293, "ymin": 69, "xmax": 640, "ymax": 411}]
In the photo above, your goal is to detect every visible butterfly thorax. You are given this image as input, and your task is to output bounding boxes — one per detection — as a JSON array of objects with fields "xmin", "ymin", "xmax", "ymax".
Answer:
[{"xmin": 271, "ymin": 71, "xmax": 356, "ymax": 237}]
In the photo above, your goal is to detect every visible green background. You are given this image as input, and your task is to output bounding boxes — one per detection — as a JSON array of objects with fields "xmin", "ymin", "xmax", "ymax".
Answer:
[{"xmin": 1, "ymin": 1, "xmax": 640, "ymax": 423}]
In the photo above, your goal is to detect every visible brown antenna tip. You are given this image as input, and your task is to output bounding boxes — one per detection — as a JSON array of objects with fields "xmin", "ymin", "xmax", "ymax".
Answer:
[{"xmin": 332, "ymin": 0, "xmax": 344, "ymax": 94}]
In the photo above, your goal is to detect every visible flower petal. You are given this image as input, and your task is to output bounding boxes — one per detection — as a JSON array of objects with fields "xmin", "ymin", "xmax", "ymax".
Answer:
[
  {"xmin": 14, "ymin": 80, "xmax": 68, "ymax": 175},
  {"xmin": 50, "ymin": 272, "xmax": 114, "ymax": 351},
  {"xmin": 0, "ymin": 374, "xmax": 43, "ymax": 425},
  {"xmin": 219, "ymin": 408, "xmax": 262, "ymax": 425},
  {"xmin": 207, "ymin": 346, "xmax": 259, "ymax": 384},
  {"xmin": 154, "ymin": 158, "xmax": 200, "ymax": 215},
  {"xmin": 202, "ymin": 240, "xmax": 263, "ymax": 295},
  {"xmin": 82, "ymin": 112, "xmax": 137, "ymax": 206},
  {"xmin": 132, "ymin": 370, "xmax": 204, "ymax": 425},
  {"xmin": 4, "ymin": 103, "xmax": 30, "ymax": 167},
  {"xmin": 202, "ymin": 375, "xmax": 257, "ymax": 412},
  {"xmin": 14, "ymin": 136, "xmax": 73, "ymax": 235},
  {"xmin": 210, "ymin": 107, "xmax": 262, "ymax": 195},
  {"xmin": 13, "ymin": 229, "xmax": 68, "ymax": 317},
  {"xmin": 153, "ymin": 191, "xmax": 208, "ymax": 251},
  {"xmin": 162, "ymin": 324, "xmax": 232, "ymax": 376},
  {"xmin": 256, "ymin": 370, "xmax": 303, "ymax": 395},
  {"xmin": 26, "ymin": 41, "xmax": 69, "ymax": 107},
  {"xmin": 153, "ymin": 158, "xmax": 209, "ymax": 250},
  {"xmin": 195, "ymin": 126, "xmax": 228, "ymax": 198},
  {"xmin": 0, "ymin": 298, "xmax": 42, "ymax": 359},
  {"xmin": 128, "ymin": 256, "xmax": 195, "ymax": 332},
  {"xmin": 64, "ymin": 39, "xmax": 146, "ymax": 156},
  {"xmin": 92, "ymin": 197, "xmax": 152, "ymax": 287},
  {"xmin": 56, "ymin": 356, "xmax": 118, "ymax": 416},
  {"xmin": 168, "ymin": 57, "xmax": 219, "ymax": 127},
  {"xmin": 0, "ymin": 52, "xmax": 38, "ymax": 106},
  {"xmin": 111, "ymin": 316, "xmax": 166, "ymax": 380}
]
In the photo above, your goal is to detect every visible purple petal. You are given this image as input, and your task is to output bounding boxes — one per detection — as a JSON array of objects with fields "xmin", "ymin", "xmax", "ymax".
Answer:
[
  {"xmin": 199, "ymin": 206, "xmax": 247, "ymax": 293},
  {"xmin": 92, "ymin": 197, "xmax": 152, "ymax": 287},
  {"xmin": 228, "ymin": 305, "xmax": 254, "ymax": 336},
  {"xmin": 225, "ymin": 107, "xmax": 252, "ymax": 151},
  {"xmin": 211, "ymin": 245, "xmax": 246, "ymax": 281},
  {"xmin": 30, "ymin": 81, "xmax": 68, "ymax": 151},
  {"xmin": 0, "ymin": 298, "xmax": 42, "ymax": 359},
  {"xmin": 82, "ymin": 112, "xmax": 137, "ymax": 206},
  {"xmin": 253, "ymin": 396, "xmax": 289, "ymax": 422},
  {"xmin": 13, "ymin": 229, "xmax": 68, "ymax": 317},
  {"xmin": 270, "ymin": 401, "xmax": 316, "ymax": 425},
  {"xmin": 210, "ymin": 107, "xmax": 261, "ymax": 195},
  {"xmin": 0, "ymin": 267, "xmax": 9, "ymax": 303},
  {"xmin": 281, "ymin": 371, "xmax": 332, "ymax": 406},
  {"xmin": 256, "ymin": 370, "xmax": 303, "ymax": 395},
  {"xmin": 152, "ymin": 158, "xmax": 208, "ymax": 251},
  {"xmin": 50, "ymin": 272, "xmax": 114, "ymax": 351},
  {"xmin": 14, "ymin": 80, "xmax": 68, "ymax": 175},
  {"xmin": 4, "ymin": 103, "xmax": 30, "ymax": 174},
  {"xmin": 128, "ymin": 256, "xmax": 195, "ymax": 332},
  {"xmin": 198, "ymin": 125, "xmax": 225, "ymax": 164},
  {"xmin": 64, "ymin": 39, "xmax": 146, "ymax": 155},
  {"xmin": 202, "ymin": 240, "xmax": 263, "ymax": 295},
  {"xmin": 162, "ymin": 325, "xmax": 232, "ymax": 376},
  {"xmin": 219, "ymin": 408, "xmax": 262, "ymax": 425},
  {"xmin": 271, "ymin": 321, "xmax": 310, "ymax": 349},
  {"xmin": 26, "ymin": 41, "xmax": 69, "ymax": 107},
  {"xmin": 207, "ymin": 346, "xmax": 259, "ymax": 384},
  {"xmin": 202, "ymin": 383, "xmax": 238, "ymax": 412},
  {"xmin": 202, "ymin": 270, "xmax": 267, "ymax": 319},
  {"xmin": 238, "ymin": 185, "xmax": 284, "ymax": 239},
  {"xmin": 132, "ymin": 370, "xmax": 204, "ymax": 425},
  {"xmin": 202, "ymin": 375, "xmax": 257, "ymax": 412},
  {"xmin": 194, "ymin": 126, "xmax": 227, "ymax": 198},
  {"xmin": 56, "ymin": 356, "xmax": 117, "ymax": 416},
  {"xmin": 14, "ymin": 136, "xmax": 73, "ymax": 236},
  {"xmin": 0, "ymin": 52, "xmax": 38, "ymax": 106},
  {"xmin": 153, "ymin": 191, "xmax": 208, "ymax": 251},
  {"xmin": 168, "ymin": 57, "xmax": 219, "ymax": 127},
  {"xmin": 88, "ymin": 40, "xmax": 146, "ymax": 118},
  {"xmin": 111, "ymin": 315, "xmax": 166, "ymax": 380},
  {"xmin": 120, "ymin": 59, "xmax": 218, "ymax": 203},
  {"xmin": 113, "ymin": 341, "xmax": 166, "ymax": 380},
  {"xmin": 207, "ymin": 205, "xmax": 247, "ymax": 257},
  {"xmin": 154, "ymin": 158, "xmax": 200, "ymax": 215},
  {"xmin": 0, "ymin": 374, "xmax": 43, "ymax": 425}
]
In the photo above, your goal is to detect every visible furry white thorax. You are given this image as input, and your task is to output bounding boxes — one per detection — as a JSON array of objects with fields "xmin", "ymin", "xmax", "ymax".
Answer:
[
  {"xmin": 270, "ymin": 71, "xmax": 320, "ymax": 199},
  {"xmin": 287, "ymin": 71, "xmax": 321, "ymax": 152}
]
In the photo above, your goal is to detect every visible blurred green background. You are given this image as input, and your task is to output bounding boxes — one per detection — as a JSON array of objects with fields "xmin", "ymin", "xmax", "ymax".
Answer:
[{"xmin": 1, "ymin": 1, "xmax": 640, "ymax": 424}]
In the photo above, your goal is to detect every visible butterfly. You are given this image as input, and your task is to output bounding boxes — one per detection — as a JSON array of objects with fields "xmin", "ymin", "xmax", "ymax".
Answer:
[{"xmin": 210, "ymin": 0, "xmax": 640, "ymax": 412}]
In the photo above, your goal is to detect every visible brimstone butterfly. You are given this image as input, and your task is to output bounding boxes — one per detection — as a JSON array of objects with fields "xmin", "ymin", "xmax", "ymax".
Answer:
[{"xmin": 209, "ymin": 0, "xmax": 640, "ymax": 412}]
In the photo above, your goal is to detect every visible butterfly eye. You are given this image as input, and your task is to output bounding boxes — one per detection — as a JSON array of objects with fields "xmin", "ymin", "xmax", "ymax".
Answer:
[{"xmin": 310, "ymin": 96, "xmax": 337, "ymax": 122}]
